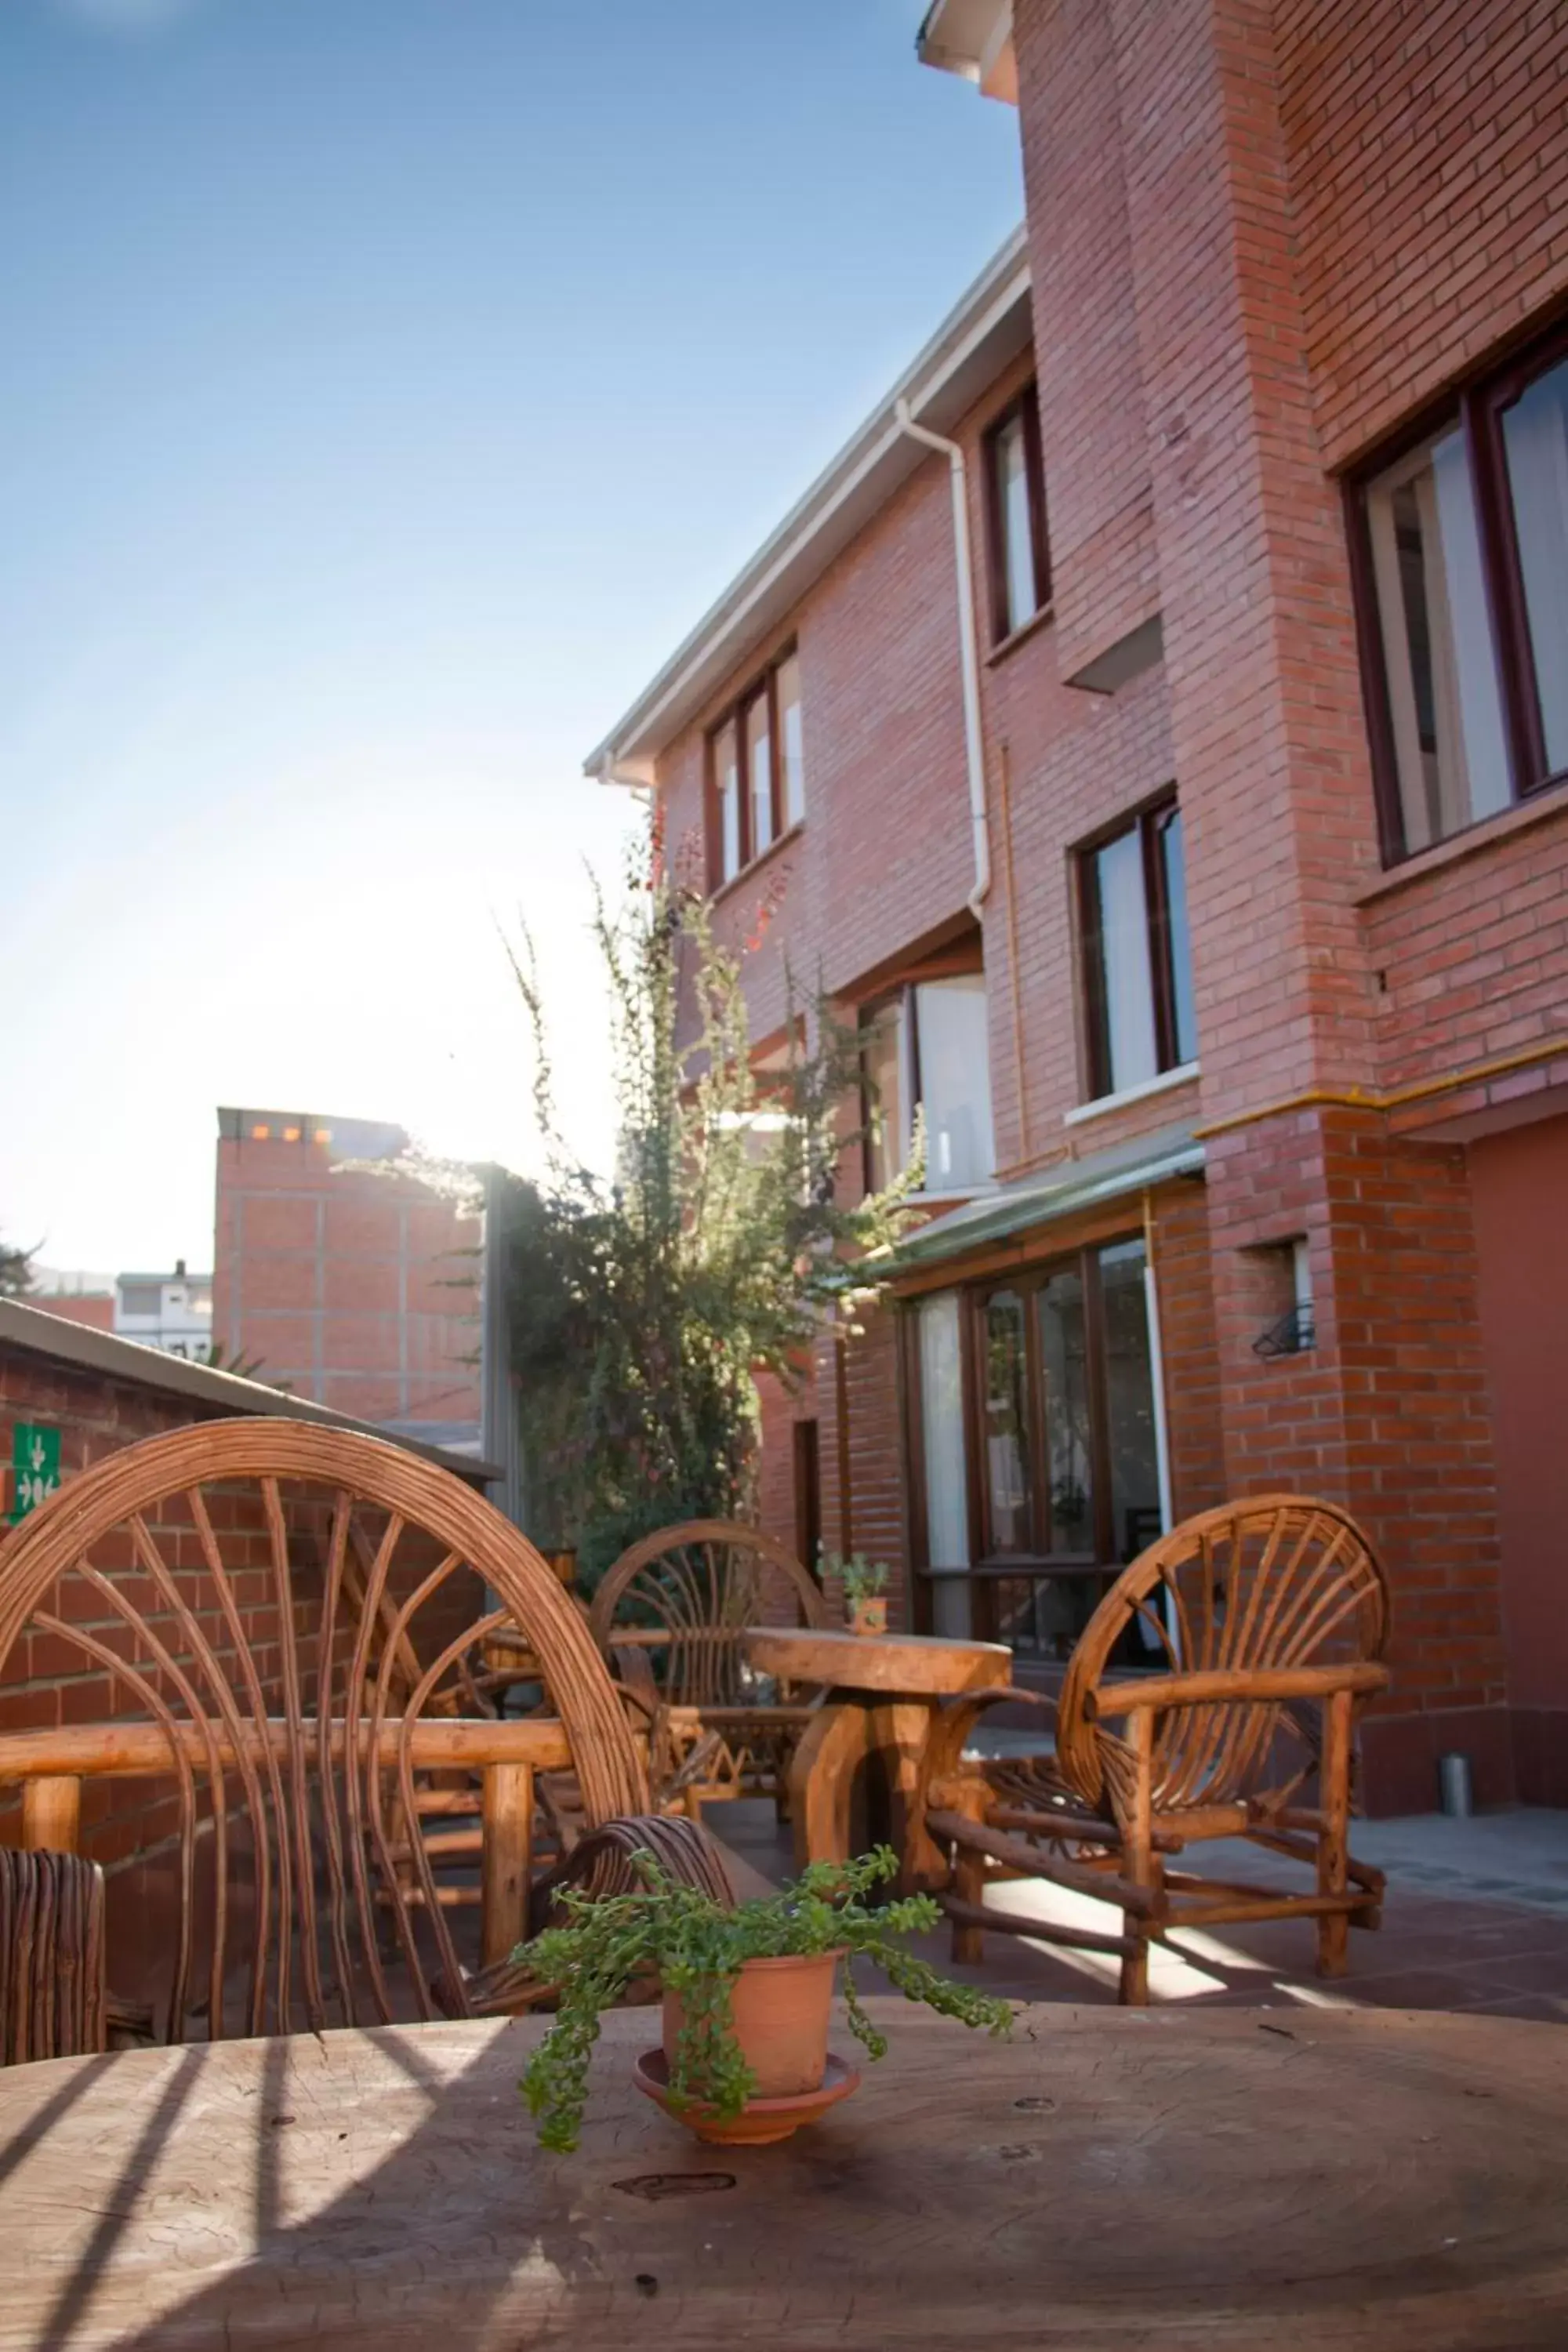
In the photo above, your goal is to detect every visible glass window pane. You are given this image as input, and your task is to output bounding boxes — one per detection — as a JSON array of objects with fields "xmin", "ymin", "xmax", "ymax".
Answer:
[
  {"xmin": 862, "ymin": 1001, "xmax": 905, "ymax": 1192},
  {"xmin": 1035, "ymin": 1268, "xmax": 1094, "ymax": 1557},
  {"xmin": 913, "ymin": 975, "xmax": 994, "ymax": 1189},
  {"xmin": 1091, "ymin": 826, "xmax": 1158, "ymax": 1094},
  {"xmin": 1366, "ymin": 431, "xmax": 1511, "ymax": 851},
  {"xmin": 714, "ymin": 721, "xmax": 740, "ymax": 882},
  {"xmin": 746, "ymin": 693, "xmax": 772, "ymax": 858},
  {"xmin": 918, "ymin": 1290, "xmax": 970, "ymax": 1576},
  {"xmin": 1502, "ymin": 356, "xmax": 1568, "ymax": 778},
  {"xmin": 1098, "ymin": 1240, "xmax": 1163, "ymax": 1566},
  {"xmin": 982, "ymin": 1290, "xmax": 1032, "ymax": 1555},
  {"xmin": 1158, "ymin": 806, "xmax": 1198, "ymax": 1067},
  {"xmin": 777, "ymin": 652, "xmax": 805, "ymax": 827},
  {"xmin": 994, "ymin": 412, "xmax": 1036, "ymax": 635}
]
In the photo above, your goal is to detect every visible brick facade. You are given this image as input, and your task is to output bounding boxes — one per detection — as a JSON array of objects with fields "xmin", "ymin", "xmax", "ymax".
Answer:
[{"xmin": 593, "ymin": 0, "xmax": 1568, "ymax": 1811}]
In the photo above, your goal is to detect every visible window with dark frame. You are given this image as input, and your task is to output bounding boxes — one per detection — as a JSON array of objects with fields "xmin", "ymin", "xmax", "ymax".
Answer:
[
  {"xmin": 860, "ymin": 971, "xmax": 995, "ymax": 1196},
  {"xmin": 902, "ymin": 1236, "xmax": 1164, "ymax": 1659},
  {"xmin": 1352, "ymin": 318, "xmax": 1568, "ymax": 864},
  {"xmin": 983, "ymin": 384, "xmax": 1050, "ymax": 644},
  {"xmin": 705, "ymin": 647, "xmax": 805, "ymax": 891},
  {"xmin": 1077, "ymin": 795, "xmax": 1196, "ymax": 1102}
]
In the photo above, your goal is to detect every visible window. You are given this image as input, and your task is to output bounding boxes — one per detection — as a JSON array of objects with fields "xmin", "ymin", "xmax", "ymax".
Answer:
[
  {"xmin": 906, "ymin": 1237, "xmax": 1165, "ymax": 1660},
  {"xmin": 705, "ymin": 647, "xmax": 804, "ymax": 889},
  {"xmin": 983, "ymin": 386, "xmax": 1050, "ymax": 643},
  {"xmin": 118, "ymin": 1283, "xmax": 161, "ymax": 1318},
  {"xmin": 777, "ymin": 650, "xmax": 805, "ymax": 829},
  {"xmin": 862, "ymin": 971, "xmax": 995, "ymax": 1193},
  {"xmin": 1078, "ymin": 797, "xmax": 1196, "ymax": 1101},
  {"xmin": 1355, "ymin": 323, "xmax": 1568, "ymax": 861},
  {"xmin": 916, "ymin": 1291, "xmax": 971, "ymax": 1638}
]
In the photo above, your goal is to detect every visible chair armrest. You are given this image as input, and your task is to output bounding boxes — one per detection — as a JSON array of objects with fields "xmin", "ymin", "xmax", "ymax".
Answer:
[
  {"xmin": 1090, "ymin": 1660, "xmax": 1390, "ymax": 1721},
  {"xmin": 922, "ymin": 1684, "xmax": 1058, "ymax": 1791}
]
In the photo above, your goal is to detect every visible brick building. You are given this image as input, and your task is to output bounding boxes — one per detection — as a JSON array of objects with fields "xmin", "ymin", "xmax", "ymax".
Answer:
[
  {"xmin": 212, "ymin": 1109, "xmax": 483, "ymax": 1453},
  {"xmin": 586, "ymin": 0, "xmax": 1568, "ymax": 1813}
]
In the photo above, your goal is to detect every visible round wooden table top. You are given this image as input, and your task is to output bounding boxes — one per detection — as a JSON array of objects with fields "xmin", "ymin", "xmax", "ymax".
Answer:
[
  {"xmin": 743, "ymin": 1622, "xmax": 1011, "ymax": 1696},
  {"xmin": 2, "ymin": 2002, "xmax": 1565, "ymax": 2350}
]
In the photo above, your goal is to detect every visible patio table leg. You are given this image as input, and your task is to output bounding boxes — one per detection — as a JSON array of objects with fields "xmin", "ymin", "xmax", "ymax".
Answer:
[
  {"xmin": 787, "ymin": 1695, "xmax": 873, "ymax": 1874},
  {"xmin": 870, "ymin": 1700, "xmax": 942, "ymax": 1892}
]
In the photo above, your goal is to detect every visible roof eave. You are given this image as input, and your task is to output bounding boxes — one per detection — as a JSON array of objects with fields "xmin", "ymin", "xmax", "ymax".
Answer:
[
  {"xmin": 583, "ymin": 225, "xmax": 1031, "ymax": 786},
  {"xmin": 916, "ymin": 0, "xmax": 1018, "ymax": 102}
]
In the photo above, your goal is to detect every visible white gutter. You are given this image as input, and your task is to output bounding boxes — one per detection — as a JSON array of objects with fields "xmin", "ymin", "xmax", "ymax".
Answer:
[
  {"xmin": 584, "ymin": 227, "xmax": 1030, "ymax": 786},
  {"xmin": 892, "ymin": 398, "xmax": 991, "ymax": 921}
]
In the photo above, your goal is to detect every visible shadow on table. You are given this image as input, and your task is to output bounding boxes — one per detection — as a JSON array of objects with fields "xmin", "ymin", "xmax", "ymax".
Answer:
[{"xmin": 42, "ymin": 2029, "xmax": 615, "ymax": 2352}]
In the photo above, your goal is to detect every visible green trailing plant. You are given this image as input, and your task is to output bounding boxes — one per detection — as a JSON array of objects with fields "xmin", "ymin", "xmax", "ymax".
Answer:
[
  {"xmin": 518, "ymin": 1846, "xmax": 1011, "ymax": 2151},
  {"xmin": 821, "ymin": 1548, "xmax": 890, "ymax": 1606},
  {"xmin": 494, "ymin": 815, "xmax": 922, "ymax": 1583}
]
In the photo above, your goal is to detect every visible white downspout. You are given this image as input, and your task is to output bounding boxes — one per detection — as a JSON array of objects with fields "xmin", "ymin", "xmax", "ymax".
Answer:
[{"xmin": 893, "ymin": 397, "xmax": 991, "ymax": 920}]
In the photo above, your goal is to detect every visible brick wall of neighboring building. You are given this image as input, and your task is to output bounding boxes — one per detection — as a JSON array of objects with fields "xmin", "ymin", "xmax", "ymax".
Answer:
[
  {"xmin": 212, "ymin": 1110, "xmax": 481, "ymax": 1443},
  {"xmin": 30, "ymin": 1294, "xmax": 116, "ymax": 1334}
]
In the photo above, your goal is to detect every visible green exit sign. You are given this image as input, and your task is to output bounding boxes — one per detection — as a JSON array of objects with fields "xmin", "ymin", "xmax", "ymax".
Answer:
[{"xmin": 9, "ymin": 1423, "xmax": 61, "ymax": 1523}]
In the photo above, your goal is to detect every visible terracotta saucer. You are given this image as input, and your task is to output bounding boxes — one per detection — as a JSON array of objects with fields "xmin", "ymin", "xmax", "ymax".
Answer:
[{"xmin": 632, "ymin": 2049, "xmax": 862, "ymax": 2146}]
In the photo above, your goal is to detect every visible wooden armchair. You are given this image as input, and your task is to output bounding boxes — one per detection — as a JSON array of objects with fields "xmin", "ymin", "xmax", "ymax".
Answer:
[
  {"xmin": 0, "ymin": 1418, "xmax": 726, "ymax": 2042},
  {"xmin": 919, "ymin": 1496, "xmax": 1392, "ymax": 2002},
  {"xmin": 1, "ymin": 1846, "xmax": 106, "ymax": 2063},
  {"xmin": 589, "ymin": 1520, "xmax": 827, "ymax": 1814}
]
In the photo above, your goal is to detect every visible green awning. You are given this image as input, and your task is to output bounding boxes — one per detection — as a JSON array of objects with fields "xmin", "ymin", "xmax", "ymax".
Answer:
[{"xmin": 884, "ymin": 1119, "xmax": 1204, "ymax": 1272}]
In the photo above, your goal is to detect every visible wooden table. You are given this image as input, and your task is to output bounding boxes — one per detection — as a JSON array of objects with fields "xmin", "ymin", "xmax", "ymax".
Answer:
[
  {"xmin": 743, "ymin": 1624, "xmax": 1011, "ymax": 1881},
  {"xmin": 2, "ymin": 2003, "xmax": 1566, "ymax": 2348}
]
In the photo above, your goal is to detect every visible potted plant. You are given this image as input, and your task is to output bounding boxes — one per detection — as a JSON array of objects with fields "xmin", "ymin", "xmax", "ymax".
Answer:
[
  {"xmin": 518, "ymin": 1846, "xmax": 1011, "ymax": 2150},
  {"xmin": 822, "ymin": 1547, "xmax": 891, "ymax": 1635}
]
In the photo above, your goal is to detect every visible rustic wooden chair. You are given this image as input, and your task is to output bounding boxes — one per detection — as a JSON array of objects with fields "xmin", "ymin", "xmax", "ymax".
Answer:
[
  {"xmin": 0, "ymin": 1418, "xmax": 726, "ymax": 2043},
  {"xmin": 589, "ymin": 1519, "xmax": 828, "ymax": 1814},
  {"xmin": 919, "ymin": 1495, "xmax": 1392, "ymax": 2002},
  {"xmin": 0, "ymin": 1846, "xmax": 107, "ymax": 2063}
]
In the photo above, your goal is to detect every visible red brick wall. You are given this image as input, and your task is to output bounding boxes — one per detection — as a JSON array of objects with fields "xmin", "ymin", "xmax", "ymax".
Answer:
[
  {"xmin": 1152, "ymin": 1181, "xmax": 1227, "ymax": 1526},
  {"xmin": 31, "ymin": 1296, "xmax": 116, "ymax": 1334},
  {"xmin": 1204, "ymin": 1106, "xmax": 1511, "ymax": 1808},
  {"xmin": 1014, "ymin": 0, "xmax": 1159, "ymax": 676},
  {"xmin": 815, "ymin": 1305, "xmax": 908, "ymax": 1628},
  {"xmin": 1275, "ymin": 0, "xmax": 1568, "ymax": 467},
  {"xmin": 1359, "ymin": 803, "xmax": 1568, "ymax": 1102},
  {"xmin": 213, "ymin": 1129, "xmax": 481, "ymax": 1432}
]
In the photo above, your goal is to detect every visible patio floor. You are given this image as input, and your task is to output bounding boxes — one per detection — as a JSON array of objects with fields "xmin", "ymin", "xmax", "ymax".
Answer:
[{"xmin": 714, "ymin": 1800, "xmax": 1568, "ymax": 2025}]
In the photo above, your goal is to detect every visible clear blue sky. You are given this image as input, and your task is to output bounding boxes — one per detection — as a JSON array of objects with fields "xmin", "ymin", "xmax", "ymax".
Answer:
[{"xmin": 0, "ymin": 0, "xmax": 1022, "ymax": 1276}]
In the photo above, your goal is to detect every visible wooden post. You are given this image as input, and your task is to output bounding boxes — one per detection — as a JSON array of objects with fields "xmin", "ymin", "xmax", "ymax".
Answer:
[
  {"xmin": 1316, "ymin": 1686, "xmax": 1353, "ymax": 1978},
  {"xmin": 946, "ymin": 1778, "xmax": 992, "ymax": 1965},
  {"xmin": 871, "ymin": 1699, "xmax": 939, "ymax": 1893},
  {"xmin": 480, "ymin": 1762, "xmax": 532, "ymax": 1969},
  {"xmin": 786, "ymin": 1697, "xmax": 872, "ymax": 1874},
  {"xmin": 1118, "ymin": 1711, "xmax": 1156, "ymax": 2005},
  {"xmin": 23, "ymin": 1773, "xmax": 81, "ymax": 1855}
]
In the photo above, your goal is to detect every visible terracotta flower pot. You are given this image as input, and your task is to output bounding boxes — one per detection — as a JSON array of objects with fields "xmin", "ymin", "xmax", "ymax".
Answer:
[
  {"xmin": 662, "ymin": 1948, "xmax": 842, "ymax": 2100},
  {"xmin": 848, "ymin": 1598, "xmax": 887, "ymax": 1636}
]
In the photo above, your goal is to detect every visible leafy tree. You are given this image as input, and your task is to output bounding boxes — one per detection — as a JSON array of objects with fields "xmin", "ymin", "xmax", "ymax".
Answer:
[
  {"xmin": 495, "ymin": 825, "xmax": 918, "ymax": 1582},
  {"xmin": 0, "ymin": 1235, "xmax": 36, "ymax": 1299}
]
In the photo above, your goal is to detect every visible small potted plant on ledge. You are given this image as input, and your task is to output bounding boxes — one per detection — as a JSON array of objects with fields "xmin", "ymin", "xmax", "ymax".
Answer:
[
  {"xmin": 822, "ymin": 1547, "xmax": 891, "ymax": 1635},
  {"xmin": 519, "ymin": 1846, "xmax": 1011, "ymax": 2150}
]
